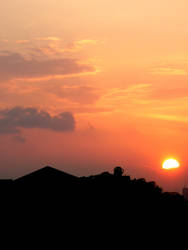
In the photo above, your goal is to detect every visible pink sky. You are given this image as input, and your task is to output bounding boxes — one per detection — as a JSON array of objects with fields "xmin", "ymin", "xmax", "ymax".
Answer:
[{"xmin": 1, "ymin": 0, "xmax": 188, "ymax": 192}]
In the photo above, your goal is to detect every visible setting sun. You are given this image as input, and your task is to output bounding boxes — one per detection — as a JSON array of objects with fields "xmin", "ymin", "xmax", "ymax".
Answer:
[{"xmin": 162, "ymin": 159, "xmax": 180, "ymax": 170}]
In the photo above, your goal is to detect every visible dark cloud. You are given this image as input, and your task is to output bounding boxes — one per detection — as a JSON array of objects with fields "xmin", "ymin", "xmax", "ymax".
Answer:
[
  {"xmin": 0, "ymin": 107, "xmax": 75, "ymax": 134},
  {"xmin": 0, "ymin": 51, "xmax": 94, "ymax": 81}
]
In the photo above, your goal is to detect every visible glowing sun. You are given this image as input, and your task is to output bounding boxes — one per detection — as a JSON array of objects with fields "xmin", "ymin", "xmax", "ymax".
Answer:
[{"xmin": 162, "ymin": 158, "xmax": 180, "ymax": 170}]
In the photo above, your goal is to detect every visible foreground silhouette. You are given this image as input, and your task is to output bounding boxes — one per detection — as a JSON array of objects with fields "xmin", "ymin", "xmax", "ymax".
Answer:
[
  {"xmin": 1, "ymin": 165, "xmax": 186, "ymax": 243},
  {"xmin": 1, "ymin": 165, "xmax": 187, "ymax": 213}
]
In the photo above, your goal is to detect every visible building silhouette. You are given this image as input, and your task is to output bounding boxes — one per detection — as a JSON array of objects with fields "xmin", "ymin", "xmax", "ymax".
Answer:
[{"xmin": 183, "ymin": 187, "xmax": 188, "ymax": 200}]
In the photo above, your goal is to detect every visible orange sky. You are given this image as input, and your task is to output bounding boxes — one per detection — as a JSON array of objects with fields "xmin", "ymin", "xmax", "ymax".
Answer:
[{"xmin": 0, "ymin": 0, "xmax": 188, "ymax": 192}]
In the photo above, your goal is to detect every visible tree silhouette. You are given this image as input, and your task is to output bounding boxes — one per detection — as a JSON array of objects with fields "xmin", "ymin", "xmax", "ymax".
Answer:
[{"xmin": 113, "ymin": 166, "xmax": 124, "ymax": 177}]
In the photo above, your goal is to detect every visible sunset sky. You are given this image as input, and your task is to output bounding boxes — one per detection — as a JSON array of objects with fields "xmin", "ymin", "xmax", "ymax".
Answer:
[{"xmin": 1, "ymin": 0, "xmax": 188, "ymax": 192}]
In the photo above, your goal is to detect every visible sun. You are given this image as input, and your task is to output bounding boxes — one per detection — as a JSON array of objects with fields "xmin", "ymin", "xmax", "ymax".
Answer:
[{"xmin": 162, "ymin": 158, "xmax": 180, "ymax": 170}]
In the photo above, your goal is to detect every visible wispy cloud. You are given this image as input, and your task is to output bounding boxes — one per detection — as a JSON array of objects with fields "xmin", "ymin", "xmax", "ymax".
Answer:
[
  {"xmin": 66, "ymin": 39, "xmax": 100, "ymax": 52},
  {"xmin": 150, "ymin": 87, "xmax": 188, "ymax": 100},
  {"xmin": 143, "ymin": 113, "xmax": 188, "ymax": 123},
  {"xmin": 103, "ymin": 84, "xmax": 151, "ymax": 100},
  {"xmin": 34, "ymin": 37, "xmax": 61, "ymax": 41},
  {"xmin": 0, "ymin": 39, "xmax": 9, "ymax": 43},
  {"xmin": 45, "ymin": 84, "xmax": 103, "ymax": 105},
  {"xmin": 150, "ymin": 67, "xmax": 187, "ymax": 76},
  {"xmin": 15, "ymin": 40, "xmax": 30, "ymax": 44}
]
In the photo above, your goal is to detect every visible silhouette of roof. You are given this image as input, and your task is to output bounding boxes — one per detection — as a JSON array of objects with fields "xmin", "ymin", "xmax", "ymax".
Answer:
[
  {"xmin": 0, "ymin": 179, "xmax": 13, "ymax": 186},
  {"xmin": 14, "ymin": 166, "xmax": 77, "ymax": 184}
]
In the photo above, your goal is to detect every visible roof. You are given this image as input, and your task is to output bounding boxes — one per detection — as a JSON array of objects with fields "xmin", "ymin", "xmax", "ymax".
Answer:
[{"xmin": 14, "ymin": 166, "xmax": 77, "ymax": 184}]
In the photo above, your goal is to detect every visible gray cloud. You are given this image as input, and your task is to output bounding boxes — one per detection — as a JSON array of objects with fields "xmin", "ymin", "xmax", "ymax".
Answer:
[
  {"xmin": 0, "ymin": 107, "xmax": 75, "ymax": 134},
  {"xmin": 0, "ymin": 51, "xmax": 94, "ymax": 81}
]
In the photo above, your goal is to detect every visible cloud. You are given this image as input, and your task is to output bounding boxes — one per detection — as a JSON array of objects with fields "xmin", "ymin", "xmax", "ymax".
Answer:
[
  {"xmin": 143, "ymin": 113, "xmax": 188, "ymax": 123},
  {"xmin": 0, "ymin": 39, "xmax": 9, "ymax": 43},
  {"xmin": 31, "ymin": 38, "xmax": 100, "ymax": 56},
  {"xmin": 76, "ymin": 39, "xmax": 98, "ymax": 45},
  {"xmin": 150, "ymin": 67, "xmax": 187, "ymax": 76},
  {"xmin": 150, "ymin": 87, "xmax": 188, "ymax": 100},
  {"xmin": 66, "ymin": 39, "xmax": 100, "ymax": 52},
  {"xmin": 0, "ymin": 107, "xmax": 75, "ymax": 134},
  {"xmin": 102, "ymin": 84, "xmax": 151, "ymax": 105},
  {"xmin": 60, "ymin": 86, "xmax": 102, "ymax": 104},
  {"xmin": 0, "ymin": 51, "xmax": 95, "ymax": 82},
  {"xmin": 34, "ymin": 37, "xmax": 61, "ymax": 41},
  {"xmin": 46, "ymin": 84, "xmax": 103, "ymax": 104},
  {"xmin": 15, "ymin": 40, "xmax": 30, "ymax": 44}
]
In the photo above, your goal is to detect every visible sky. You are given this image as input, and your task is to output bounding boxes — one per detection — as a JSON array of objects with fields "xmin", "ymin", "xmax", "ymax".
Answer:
[{"xmin": 0, "ymin": 0, "xmax": 188, "ymax": 192}]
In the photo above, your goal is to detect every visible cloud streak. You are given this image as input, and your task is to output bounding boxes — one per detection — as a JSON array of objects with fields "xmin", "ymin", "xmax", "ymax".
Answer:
[
  {"xmin": 0, "ymin": 51, "xmax": 95, "ymax": 82},
  {"xmin": 150, "ymin": 87, "xmax": 188, "ymax": 100},
  {"xmin": 150, "ymin": 67, "xmax": 187, "ymax": 76},
  {"xmin": 34, "ymin": 37, "xmax": 61, "ymax": 41},
  {"xmin": 0, "ymin": 107, "xmax": 75, "ymax": 134}
]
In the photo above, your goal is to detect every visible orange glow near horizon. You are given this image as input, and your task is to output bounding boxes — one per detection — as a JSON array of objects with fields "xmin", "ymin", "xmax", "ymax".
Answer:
[
  {"xmin": 162, "ymin": 158, "xmax": 180, "ymax": 170},
  {"xmin": 1, "ymin": 0, "xmax": 188, "ymax": 192}
]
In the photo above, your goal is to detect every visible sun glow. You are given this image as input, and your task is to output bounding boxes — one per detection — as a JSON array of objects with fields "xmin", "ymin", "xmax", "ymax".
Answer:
[{"xmin": 162, "ymin": 158, "xmax": 180, "ymax": 170}]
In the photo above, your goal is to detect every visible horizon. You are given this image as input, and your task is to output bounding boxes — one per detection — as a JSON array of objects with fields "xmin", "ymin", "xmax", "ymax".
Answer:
[
  {"xmin": 1, "ymin": 0, "xmax": 188, "ymax": 193},
  {"xmin": 0, "ymin": 164, "xmax": 185, "ymax": 194}
]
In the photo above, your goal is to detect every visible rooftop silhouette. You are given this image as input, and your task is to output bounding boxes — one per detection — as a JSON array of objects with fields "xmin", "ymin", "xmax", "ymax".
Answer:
[
  {"xmin": 14, "ymin": 165, "xmax": 77, "ymax": 184},
  {"xmin": 0, "ymin": 165, "xmax": 187, "ymax": 219}
]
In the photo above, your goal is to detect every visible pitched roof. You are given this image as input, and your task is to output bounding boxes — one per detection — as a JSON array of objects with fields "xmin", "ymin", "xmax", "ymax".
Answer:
[{"xmin": 14, "ymin": 166, "xmax": 77, "ymax": 184}]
